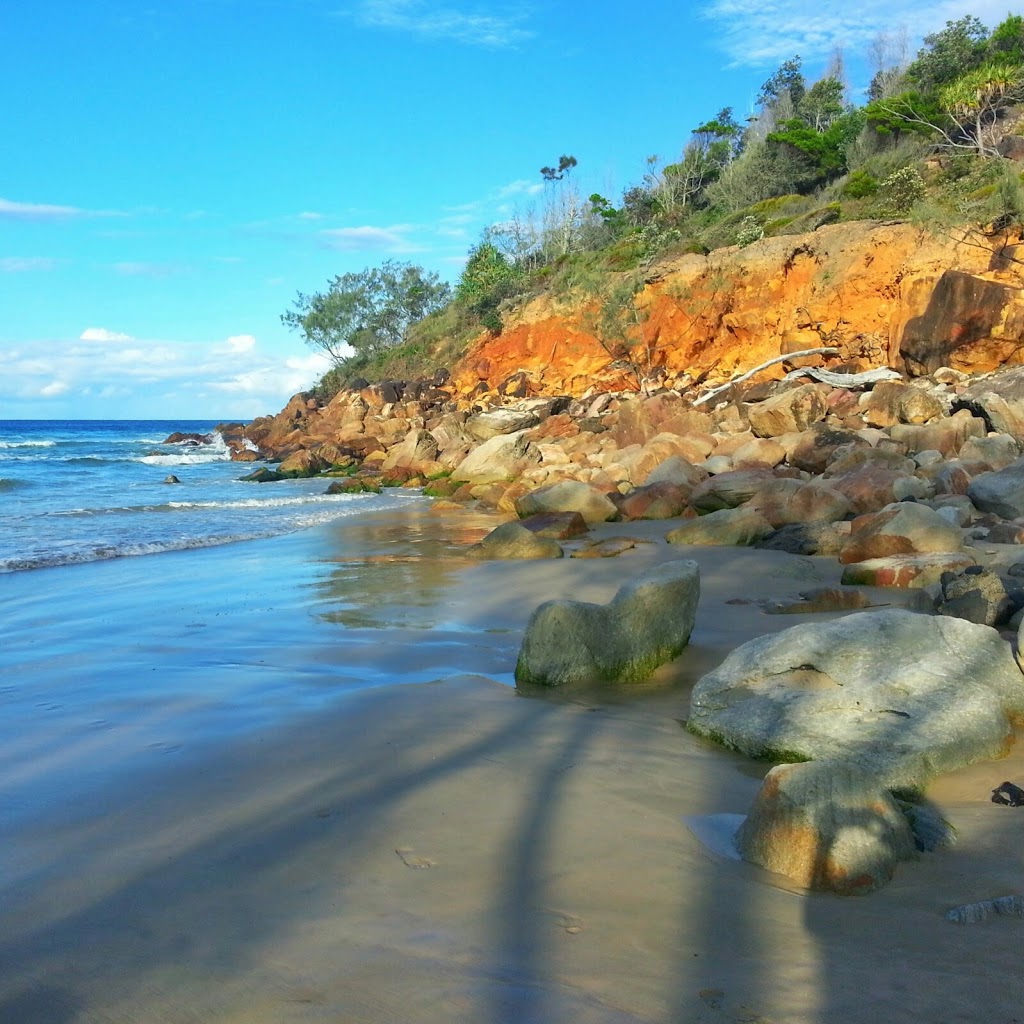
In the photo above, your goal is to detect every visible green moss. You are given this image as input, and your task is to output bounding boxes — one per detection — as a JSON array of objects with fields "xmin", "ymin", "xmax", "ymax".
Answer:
[{"xmin": 685, "ymin": 720, "xmax": 811, "ymax": 765}]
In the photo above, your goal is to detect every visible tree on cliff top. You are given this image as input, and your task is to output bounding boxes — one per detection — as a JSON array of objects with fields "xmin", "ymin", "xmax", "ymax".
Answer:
[{"xmin": 281, "ymin": 260, "xmax": 451, "ymax": 366}]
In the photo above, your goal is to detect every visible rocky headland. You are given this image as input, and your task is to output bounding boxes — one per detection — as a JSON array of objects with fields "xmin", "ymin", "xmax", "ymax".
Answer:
[{"xmin": 201, "ymin": 219, "xmax": 1024, "ymax": 895}]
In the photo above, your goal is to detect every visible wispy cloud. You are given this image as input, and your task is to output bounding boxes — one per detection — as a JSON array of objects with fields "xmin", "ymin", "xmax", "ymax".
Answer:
[
  {"xmin": 352, "ymin": 0, "xmax": 534, "ymax": 47},
  {"xmin": 0, "ymin": 197, "xmax": 123, "ymax": 221},
  {"xmin": 0, "ymin": 333, "xmax": 330, "ymax": 418},
  {"xmin": 297, "ymin": 211, "xmax": 324, "ymax": 220},
  {"xmin": 224, "ymin": 333, "xmax": 257, "ymax": 353},
  {"xmin": 0, "ymin": 257, "xmax": 62, "ymax": 272},
  {"xmin": 112, "ymin": 261, "xmax": 192, "ymax": 278},
  {"xmin": 80, "ymin": 327, "xmax": 134, "ymax": 342},
  {"xmin": 702, "ymin": 0, "xmax": 1014, "ymax": 67},
  {"xmin": 319, "ymin": 224, "xmax": 422, "ymax": 252},
  {"xmin": 496, "ymin": 178, "xmax": 544, "ymax": 199}
]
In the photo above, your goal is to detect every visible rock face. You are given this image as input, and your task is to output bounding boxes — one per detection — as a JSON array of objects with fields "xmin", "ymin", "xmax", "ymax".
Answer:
[
  {"xmin": 665, "ymin": 507, "xmax": 775, "ymax": 547},
  {"xmin": 746, "ymin": 385, "xmax": 826, "ymax": 437},
  {"xmin": 955, "ymin": 368, "xmax": 1024, "ymax": 437},
  {"xmin": 688, "ymin": 609, "xmax": 1024, "ymax": 791},
  {"xmin": 736, "ymin": 760, "xmax": 917, "ymax": 895},
  {"xmin": 747, "ymin": 478, "xmax": 850, "ymax": 528},
  {"xmin": 450, "ymin": 431, "xmax": 539, "ymax": 486},
  {"xmin": 839, "ymin": 502, "xmax": 964, "ymax": 564},
  {"xmin": 899, "ymin": 270, "xmax": 1024, "ymax": 375},
  {"xmin": 840, "ymin": 552, "xmax": 977, "ymax": 588},
  {"xmin": 515, "ymin": 560, "xmax": 700, "ymax": 687},
  {"xmin": 968, "ymin": 458, "xmax": 1024, "ymax": 518},
  {"xmin": 515, "ymin": 480, "xmax": 619, "ymax": 524}
]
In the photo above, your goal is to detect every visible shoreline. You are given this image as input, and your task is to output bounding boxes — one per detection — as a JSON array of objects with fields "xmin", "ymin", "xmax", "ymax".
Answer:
[{"xmin": 3, "ymin": 500, "xmax": 1024, "ymax": 1021}]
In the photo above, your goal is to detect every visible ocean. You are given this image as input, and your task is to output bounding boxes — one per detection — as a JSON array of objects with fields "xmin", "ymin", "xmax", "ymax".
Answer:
[{"xmin": 0, "ymin": 419, "xmax": 415, "ymax": 573}]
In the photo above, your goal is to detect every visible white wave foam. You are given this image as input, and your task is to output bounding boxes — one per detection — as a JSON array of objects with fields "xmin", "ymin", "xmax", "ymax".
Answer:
[
  {"xmin": 137, "ymin": 452, "xmax": 231, "ymax": 466},
  {"xmin": 167, "ymin": 493, "xmax": 361, "ymax": 510},
  {"xmin": 0, "ymin": 530, "xmax": 280, "ymax": 573},
  {"xmin": 0, "ymin": 440, "xmax": 56, "ymax": 448}
]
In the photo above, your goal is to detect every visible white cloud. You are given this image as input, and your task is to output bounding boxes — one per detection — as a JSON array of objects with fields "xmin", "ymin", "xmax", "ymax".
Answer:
[
  {"xmin": 225, "ymin": 334, "xmax": 256, "ymax": 353},
  {"xmin": 352, "ymin": 0, "xmax": 534, "ymax": 47},
  {"xmin": 297, "ymin": 211, "xmax": 324, "ymax": 220},
  {"xmin": 80, "ymin": 327, "xmax": 134, "ymax": 342},
  {"xmin": 0, "ymin": 332, "xmax": 335, "ymax": 419},
  {"xmin": 320, "ymin": 224, "xmax": 421, "ymax": 252},
  {"xmin": 209, "ymin": 352, "xmax": 334, "ymax": 396},
  {"xmin": 702, "ymin": 0, "xmax": 1015, "ymax": 67},
  {"xmin": 0, "ymin": 198, "xmax": 86, "ymax": 220},
  {"xmin": 113, "ymin": 261, "xmax": 191, "ymax": 278},
  {"xmin": 0, "ymin": 257, "xmax": 61, "ymax": 272},
  {"xmin": 497, "ymin": 179, "xmax": 544, "ymax": 199},
  {"xmin": 0, "ymin": 197, "xmax": 123, "ymax": 220}
]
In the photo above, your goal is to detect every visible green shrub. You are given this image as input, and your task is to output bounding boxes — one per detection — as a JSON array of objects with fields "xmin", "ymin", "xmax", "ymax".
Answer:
[
  {"xmin": 841, "ymin": 169, "xmax": 879, "ymax": 198},
  {"xmin": 734, "ymin": 216, "xmax": 765, "ymax": 247},
  {"xmin": 876, "ymin": 166, "xmax": 927, "ymax": 216}
]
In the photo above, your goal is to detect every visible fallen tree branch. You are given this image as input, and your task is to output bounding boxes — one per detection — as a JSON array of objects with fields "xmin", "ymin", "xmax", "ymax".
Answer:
[
  {"xmin": 784, "ymin": 365, "xmax": 902, "ymax": 388},
  {"xmin": 692, "ymin": 348, "xmax": 839, "ymax": 406}
]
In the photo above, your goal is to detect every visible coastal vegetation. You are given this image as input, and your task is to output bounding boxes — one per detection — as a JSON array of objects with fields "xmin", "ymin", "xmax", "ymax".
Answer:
[{"xmin": 282, "ymin": 10, "xmax": 1024, "ymax": 396}]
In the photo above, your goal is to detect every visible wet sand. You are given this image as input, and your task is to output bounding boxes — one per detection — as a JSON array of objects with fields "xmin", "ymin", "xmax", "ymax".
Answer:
[{"xmin": 1, "ymin": 500, "xmax": 1023, "ymax": 1023}]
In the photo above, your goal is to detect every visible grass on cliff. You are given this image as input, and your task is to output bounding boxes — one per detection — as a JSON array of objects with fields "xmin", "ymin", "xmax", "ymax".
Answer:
[{"xmin": 310, "ymin": 131, "xmax": 1024, "ymax": 397}]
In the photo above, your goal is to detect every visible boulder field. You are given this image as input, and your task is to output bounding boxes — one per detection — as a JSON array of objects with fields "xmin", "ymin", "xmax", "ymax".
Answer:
[{"xmin": 200, "ymin": 315, "xmax": 1024, "ymax": 895}]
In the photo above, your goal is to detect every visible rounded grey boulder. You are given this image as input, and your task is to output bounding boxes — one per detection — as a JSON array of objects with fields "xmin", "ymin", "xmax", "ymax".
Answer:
[
  {"xmin": 515, "ymin": 559, "xmax": 700, "ymax": 687},
  {"xmin": 688, "ymin": 609, "xmax": 1024, "ymax": 791}
]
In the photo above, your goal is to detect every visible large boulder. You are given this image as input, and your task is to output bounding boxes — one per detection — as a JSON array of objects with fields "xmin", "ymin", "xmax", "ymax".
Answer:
[
  {"xmin": 953, "ymin": 366, "xmax": 1024, "ymax": 438},
  {"xmin": 968, "ymin": 458, "xmax": 1024, "ymax": 519},
  {"xmin": 736, "ymin": 760, "xmax": 917, "ymax": 895},
  {"xmin": 450, "ymin": 430, "xmax": 540, "ymax": 486},
  {"xmin": 518, "ymin": 511, "xmax": 590, "ymax": 539},
  {"xmin": 515, "ymin": 560, "xmax": 700, "ymax": 687},
  {"xmin": 937, "ymin": 567, "xmax": 1013, "ymax": 626},
  {"xmin": 689, "ymin": 468, "xmax": 775, "ymax": 512},
  {"xmin": 745, "ymin": 385, "xmax": 826, "ymax": 438},
  {"xmin": 841, "ymin": 551, "xmax": 977, "ymax": 588},
  {"xmin": 467, "ymin": 521, "xmax": 564, "ymax": 560},
  {"xmin": 515, "ymin": 480, "xmax": 618, "ymax": 524},
  {"xmin": 746, "ymin": 478, "xmax": 850, "ymax": 528},
  {"xmin": 645, "ymin": 454, "xmax": 708, "ymax": 489},
  {"xmin": 277, "ymin": 449, "xmax": 329, "ymax": 477},
  {"xmin": 666, "ymin": 507, "xmax": 774, "ymax": 547},
  {"xmin": 613, "ymin": 482, "xmax": 690, "ymax": 520},
  {"xmin": 839, "ymin": 502, "xmax": 964, "ymax": 564},
  {"xmin": 688, "ymin": 609, "xmax": 1024, "ymax": 791},
  {"xmin": 465, "ymin": 408, "xmax": 540, "ymax": 441},
  {"xmin": 899, "ymin": 269, "xmax": 1024, "ymax": 374},
  {"xmin": 379, "ymin": 429, "xmax": 439, "ymax": 473},
  {"xmin": 888, "ymin": 409, "xmax": 986, "ymax": 457}
]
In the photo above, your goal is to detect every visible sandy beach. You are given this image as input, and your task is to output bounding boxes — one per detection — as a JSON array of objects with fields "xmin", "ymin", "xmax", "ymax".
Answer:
[{"xmin": 2, "ymin": 499, "xmax": 1023, "ymax": 1023}]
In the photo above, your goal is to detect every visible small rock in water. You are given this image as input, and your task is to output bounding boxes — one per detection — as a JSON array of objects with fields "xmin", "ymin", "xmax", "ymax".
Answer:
[
  {"xmin": 991, "ymin": 781, "xmax": 1024, "ymax": 806},
  {"xmin": 163, "ymin": 475, "xmax": 181, "ymax": 484},
  {"xmin": 570, "ymin": 536, "xmax": 640, "ymax": 559}
]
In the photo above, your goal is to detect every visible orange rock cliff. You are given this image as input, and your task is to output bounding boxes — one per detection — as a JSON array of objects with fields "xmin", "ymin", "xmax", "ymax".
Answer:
[{"xmin": 450, "ymin": 220, "xmax": 1024, "ymax": 399}]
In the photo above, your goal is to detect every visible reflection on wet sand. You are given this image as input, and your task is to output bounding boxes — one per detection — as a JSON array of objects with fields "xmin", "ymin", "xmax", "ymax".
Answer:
[{"xmin": 312, "ymin": 504, "xmax": 497, "ymax": 629}]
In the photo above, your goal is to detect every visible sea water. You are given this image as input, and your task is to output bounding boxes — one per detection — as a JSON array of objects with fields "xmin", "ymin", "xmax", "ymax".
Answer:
[{"xmin": 0, "ymin": 419, "xmax": 413, "ymax": 573}]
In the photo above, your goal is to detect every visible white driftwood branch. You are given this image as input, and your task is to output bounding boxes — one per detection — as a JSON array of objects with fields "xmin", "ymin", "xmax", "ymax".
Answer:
[
  {"xmin": 784, "ymin": 366, "xmax": 903, "ymax": 388},
  {"xmin": 692, "ymin": 348, "xmax": 840, "ymax": 406}
]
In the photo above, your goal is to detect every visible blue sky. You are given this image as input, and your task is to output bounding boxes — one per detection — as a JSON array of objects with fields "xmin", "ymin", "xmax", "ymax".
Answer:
[{"xmin": 2, "ymin": 0, "xmax": 1013, "ymax": 420}]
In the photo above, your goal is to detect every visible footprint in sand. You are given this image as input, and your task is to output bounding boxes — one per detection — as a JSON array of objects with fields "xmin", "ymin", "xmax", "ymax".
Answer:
[
  {"xmin": 395, "ymin": 847, "xmax": 436, "ymax": 869},
  {"xmin": 545, "ymin": 909, "xmax": 583, "ymax": 935},
  {"xmin": 698, "ymin": 988, "xmax": 771, "ymax": 1023}
]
